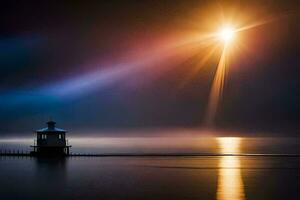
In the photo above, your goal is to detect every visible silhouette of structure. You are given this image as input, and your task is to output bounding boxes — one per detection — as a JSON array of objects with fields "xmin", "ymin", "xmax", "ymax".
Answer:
[{"xmin": 30, "ymin": 120, "xmax": 71, "ymax": 156}]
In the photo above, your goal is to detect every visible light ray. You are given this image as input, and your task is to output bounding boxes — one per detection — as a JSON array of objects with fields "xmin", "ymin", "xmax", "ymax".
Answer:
[
  {"xmin": 236, "ymin": 15, "xmax": 282, "ymax": 33},
  {"xmin": 0, "ymin": 33, "xmax": 213, "ymax": 105},
  {"xmin": 204, "ymin": 44, "xmax": 228, "ymax": 126}
]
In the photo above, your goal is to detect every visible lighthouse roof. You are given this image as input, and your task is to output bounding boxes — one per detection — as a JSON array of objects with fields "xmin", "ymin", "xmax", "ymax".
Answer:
[
  {"xmin": 36, "ymin": 127, "xmax": 66, "ymax": 132},
  {"xmin": 36, "ymin": 120, "xmax": 66, "ymax": 133}
]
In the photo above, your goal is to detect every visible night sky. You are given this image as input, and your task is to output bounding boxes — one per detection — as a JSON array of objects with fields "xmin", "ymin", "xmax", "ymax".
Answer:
[{"xmin": 0, "ymin": 0, "xmax": 299, "ymax": 135}]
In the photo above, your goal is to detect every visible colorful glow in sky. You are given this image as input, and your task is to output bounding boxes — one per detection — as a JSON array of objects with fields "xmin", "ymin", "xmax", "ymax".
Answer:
[
  {"xmin": 1, "ymin": 1, "xmax": 295, "ymax": 132},
  {"xmin": 0, "ymin": 17, "xmax": 270, "ymax": 124}
]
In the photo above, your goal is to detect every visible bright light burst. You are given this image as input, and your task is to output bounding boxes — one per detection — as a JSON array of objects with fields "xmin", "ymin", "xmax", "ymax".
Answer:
[
  {"xmin": 219, "ymin": 26, "xmax": 235, "ymax": 43},
  {"xmin": 187, "ymin": 16, "xmax": 274, "ymax": 126}
]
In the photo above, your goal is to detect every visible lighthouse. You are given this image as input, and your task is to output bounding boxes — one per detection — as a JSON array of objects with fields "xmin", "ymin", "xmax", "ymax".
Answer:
[{"xmin": 31, "ymin": 120, "xmax": 71, "ymax": 156}]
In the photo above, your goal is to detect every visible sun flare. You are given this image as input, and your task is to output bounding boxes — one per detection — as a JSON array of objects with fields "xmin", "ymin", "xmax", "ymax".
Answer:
[{"xmin": 219, "ymin": 26, "xmax": 235, "ymax": 43}]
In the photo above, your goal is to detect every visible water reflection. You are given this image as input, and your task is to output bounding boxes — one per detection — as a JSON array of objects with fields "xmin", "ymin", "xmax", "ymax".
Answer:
[{"xmin": 217, "ymin": 137, "xmax": 245, "ymax": 200}]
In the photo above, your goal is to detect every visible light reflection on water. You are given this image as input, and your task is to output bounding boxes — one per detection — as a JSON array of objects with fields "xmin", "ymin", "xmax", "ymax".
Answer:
[{"xmin": 217, "ymin": 137, "xmax": 245, "ymax": 200}]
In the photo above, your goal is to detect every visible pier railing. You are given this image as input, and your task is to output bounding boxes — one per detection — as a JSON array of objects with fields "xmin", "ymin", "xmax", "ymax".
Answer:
[{"xmin": 0, "ymin": 149, "xmax": 31, "ymax": 156}]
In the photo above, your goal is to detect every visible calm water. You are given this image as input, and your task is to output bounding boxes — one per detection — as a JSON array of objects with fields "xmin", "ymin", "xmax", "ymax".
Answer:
[{"xmin": 1, "ymin": 136, "xmax": 300, "ymax": 199}]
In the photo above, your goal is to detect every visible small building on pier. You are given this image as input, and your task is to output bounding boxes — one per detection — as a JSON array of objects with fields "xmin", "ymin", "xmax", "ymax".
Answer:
[{"xmin": 31, "ymin": 120, "xmax": 71, "ymax": 156}]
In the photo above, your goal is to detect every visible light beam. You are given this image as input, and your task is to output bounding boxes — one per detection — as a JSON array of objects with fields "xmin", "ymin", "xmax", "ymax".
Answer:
[{"xmin": 205, "ymin": 25, "xmax": 236, "ymax": 126}]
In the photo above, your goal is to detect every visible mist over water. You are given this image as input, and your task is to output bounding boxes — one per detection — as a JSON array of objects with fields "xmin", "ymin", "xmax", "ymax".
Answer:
[{"xmin": 1, "ymin": 132, "xmax": 300, "ymax": 154}]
